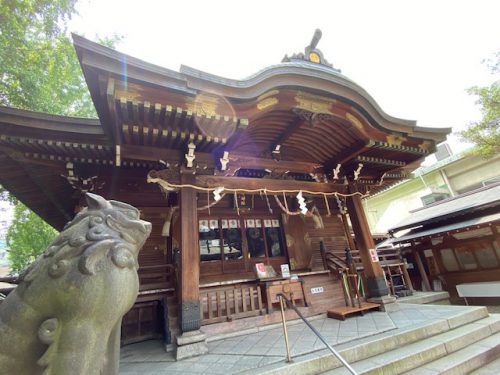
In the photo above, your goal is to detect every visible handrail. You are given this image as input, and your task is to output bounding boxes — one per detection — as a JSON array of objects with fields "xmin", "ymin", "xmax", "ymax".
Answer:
[
  {"xmin": 277, "ymin": 293, "xmax": 358, "ymax": 375},
  {"xmin": 0, "ymin": 276, "xmax": 18, "ymax": 284}
]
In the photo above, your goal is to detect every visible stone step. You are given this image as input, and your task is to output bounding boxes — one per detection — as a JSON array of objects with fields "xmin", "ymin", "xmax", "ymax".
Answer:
[
  {"xmin": 255, "ymin": 306, "xmax": 491, "ymax": 375},
  {"xmin": 469, "ymin": 353, "xmax": 500, "ymax": 374},
  {"xmin": 323, "ymin": 314, "xmax": 500, "ymax": 375},
  {"xmin": 397, "ymin": 292, "xmax": 450, "ymax": 306},
  {"xmin": 403, "ymin": 331, "xmax": 500, "ymax": 375}
]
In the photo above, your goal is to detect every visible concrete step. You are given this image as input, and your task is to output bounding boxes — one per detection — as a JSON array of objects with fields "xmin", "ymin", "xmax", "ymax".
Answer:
[
  {"xmin": 397, "ymin": 292, "xmax": 450, "ymax": 306},
  {"xmin": 403, "ymin": 331, "xmax": 500, "ymax": 375},
  {"xmin": 323, "ymin": 315, "xmax": 499, "ymax": 375},
  {"xmin": 256, "ymin": 307, "xmax": 491, "ymax": 375},
  {"xmin": 469, "ymin": 353, "xmax": 500, "ymax": 374}
]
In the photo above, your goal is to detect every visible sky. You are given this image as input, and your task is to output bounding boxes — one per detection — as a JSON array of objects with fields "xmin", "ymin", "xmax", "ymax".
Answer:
[{"xmin": 69, "ymin": 0, "xmax": 499, "ymax": 153}]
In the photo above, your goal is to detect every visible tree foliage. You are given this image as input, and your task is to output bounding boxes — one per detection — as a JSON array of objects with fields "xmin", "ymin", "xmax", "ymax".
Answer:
[
  {"xmin": 460, "ymin": 52, "xmax": 500, "ymax": 158},
  {"xmin": 6, "ymin": 202, "xmax": 57, "ymax": 274},
  {"xmin": 0, "ymin": 1, "xmax": 119, "ymax": 271},
  {"xmin": 0, "ymin": 0, "xmax": 118, "ymax": 117}
]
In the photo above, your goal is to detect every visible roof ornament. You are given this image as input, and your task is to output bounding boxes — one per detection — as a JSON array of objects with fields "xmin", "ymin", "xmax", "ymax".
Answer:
[{"xmin": 282, "ymin": 29, "xmax": 341, "ymax": 72}]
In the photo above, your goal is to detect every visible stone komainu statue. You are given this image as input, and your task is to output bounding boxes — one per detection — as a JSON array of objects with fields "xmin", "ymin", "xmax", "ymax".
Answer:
[{"xmin": 0, "ymin": 193, "xmax": 151, "ymax": 375}]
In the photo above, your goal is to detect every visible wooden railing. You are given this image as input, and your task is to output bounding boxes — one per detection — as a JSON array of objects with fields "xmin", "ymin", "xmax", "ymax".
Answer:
[
  {"xmin": 324, "ymin": 250, "xmax": 363, "ymax": 274},
  {"xmin": 322, "ymin": 246, "xmax": 413, "ymax": 296},
  {"xmin": 200, "ymin": 285, "xmax": 265, "ymax": 325},
  {"xmin": 324, "ymin": 248, "xmax": 407, "ymax": 273}
]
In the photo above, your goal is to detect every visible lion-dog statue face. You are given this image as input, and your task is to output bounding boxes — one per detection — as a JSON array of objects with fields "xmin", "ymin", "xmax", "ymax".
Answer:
[{"xmin": 0, "ymin": 193, "xmax": 151, "ymax": 375}]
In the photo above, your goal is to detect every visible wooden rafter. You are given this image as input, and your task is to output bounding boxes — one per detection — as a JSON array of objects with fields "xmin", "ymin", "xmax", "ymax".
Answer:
[
  {"xmin": 323, "ymin": 140, "xmax": 375, "ymax": 171},
  {"xmin": 2, "ymin": 149, "xmax": 72, "ymax": 221},
  {"xmin": 268, "ymin": 115, "xmax": 303, "ymax": 153}
]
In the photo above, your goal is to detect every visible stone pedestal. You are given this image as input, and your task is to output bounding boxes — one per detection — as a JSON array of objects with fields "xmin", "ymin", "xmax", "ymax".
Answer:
[
  {"xmin": 368, "ymin": 295, "xmax": 397, "ymax": 312},
  {"xmin": 366, "ymin": 275, "xmax": 390, "ymax": 297},
  {"xmin": 175, "ymin": 330, "xmax": 208, "ymax": 360}
]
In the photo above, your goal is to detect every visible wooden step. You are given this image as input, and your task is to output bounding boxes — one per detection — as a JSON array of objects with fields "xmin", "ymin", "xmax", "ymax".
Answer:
[{"xmin": 327, "ymin": 303, "xmax": 381, "ymax": 320}]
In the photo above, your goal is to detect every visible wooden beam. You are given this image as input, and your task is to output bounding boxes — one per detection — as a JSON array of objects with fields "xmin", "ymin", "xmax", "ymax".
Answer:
[
  {"xmin": 355, "ymin": 155, "xmax": 406, "ymax": 167},
  {"xmin": 269, "ymin": 116, "xmax": 303, "ymax": 152},
  {"xmin": 120, "ymin": 144, "xmax": 324, "ymax": 174},
  {"xmin": 372, "ymin": 141, "xmax": 430, "ymax": 156},
  {"xmin": 228, "ymin": 154, "xmax": 323, "ymax": 174},
  {"xmin": 195, "ymin": 175, "xmax": 347, "ymax": 194},
  {"xmin": 120, "ymin": 144, "xmax": 213, "ymax": 167},
  {"xmin": 323, "ymin": 140, "xmax": 374, "ymax": 171},
  {"xmin": 0, "ymin": 106, "xmax": 102, "ymax": 134}
]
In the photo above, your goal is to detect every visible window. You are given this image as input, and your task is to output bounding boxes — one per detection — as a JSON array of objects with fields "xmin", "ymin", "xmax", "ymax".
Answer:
[
  {"xmin": 199, "ymin": 217, "xmax": 286, "ymax": 263},
  {"xmin": 420, "ymin": 192, "xmax": 450, "ymax": 206},
  {"xmin": 494, "ymin": 240, "xmax": 500, "ymax": 260},
  {"xmin": 474, "ymin": 243, "xmax": 498, "ymax": 269},
  {"xmin": 246, "ymin": 219, "xmax": 266, "ymax": 258},
  {"xmin": 199, "ymin": 219, "xmax": 222, "ymax": 262},
  {"xmin": 221, "ymin": 219, "xmax": 243, "ymax": 260},
  {"xmin": 454, "ymin": 246, "xmax": 478, "ymax": 270},
  {"xmin": 440, "ymin": 248, "xmax": 460, "ymax": 272},
  {"xmin": 264, "ymin": 219, "xmax": 285, "ymax": 257}
]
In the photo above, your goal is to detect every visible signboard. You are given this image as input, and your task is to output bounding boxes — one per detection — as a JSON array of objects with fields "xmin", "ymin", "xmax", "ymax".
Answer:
[
  {"xmin": 280, "ymin": 264, "xmax": 290, "ymax": 278},
  {"xmin": 311, "ymin": 287, "xmax": 324, "ymax": 294},
  {"xmin": 369, "ymin": 249, "xmax": 379, "ymax": 262}
]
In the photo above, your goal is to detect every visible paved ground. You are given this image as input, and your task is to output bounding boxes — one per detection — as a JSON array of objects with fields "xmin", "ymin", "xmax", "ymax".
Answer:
[{"xmin": 120, "ymin": 299, "xmax": 478, "ymax": 375}]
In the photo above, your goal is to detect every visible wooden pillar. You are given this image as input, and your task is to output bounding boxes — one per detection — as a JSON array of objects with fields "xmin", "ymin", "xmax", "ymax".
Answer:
[
  {"xmin": 345, "ymin": 183, "xmax": 389, "ymax": 298},
  {"xmin": 179, "ymin": 171, "xmax": 200, "ymax": 332}
]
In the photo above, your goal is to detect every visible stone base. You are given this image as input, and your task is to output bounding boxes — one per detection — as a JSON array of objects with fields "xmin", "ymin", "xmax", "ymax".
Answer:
[
  {"xmin": 175, "ymin": 330, "xmax": 208, "ymax": 360},
  {"xmin": 366, "ymin": 275, "xmax": 390, "ymax": 297},
  {"xmin": 368, "ymin": 295, "xmax": 397, "ymax": 312}
]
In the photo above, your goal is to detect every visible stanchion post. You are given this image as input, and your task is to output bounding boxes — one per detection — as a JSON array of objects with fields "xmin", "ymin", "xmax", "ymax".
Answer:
[{"xmin": 279, "ymin": 295, "xmax": 293, "ymax": 363}]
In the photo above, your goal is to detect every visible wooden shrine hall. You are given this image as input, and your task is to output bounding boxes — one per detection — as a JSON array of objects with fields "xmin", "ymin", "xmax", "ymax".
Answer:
[{"xmin": 0, "ymin": 31, "xmax": 450, "ymax": 351}]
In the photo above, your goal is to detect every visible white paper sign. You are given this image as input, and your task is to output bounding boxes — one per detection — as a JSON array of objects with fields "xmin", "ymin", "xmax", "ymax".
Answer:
[
  {"xmin": 281, "ymin": 264, "xmax": 290, "ymax": 278},
  {"xmin": 199, "ymin": 220, "xmax": 209, "ymax": 232},
  {"xmin": 369, "ymin": 249, "xmax": 379, "ymax": 262},
  {"xmin": 209, "ymin": 220, "xmax": 218, "ymax": 230}
]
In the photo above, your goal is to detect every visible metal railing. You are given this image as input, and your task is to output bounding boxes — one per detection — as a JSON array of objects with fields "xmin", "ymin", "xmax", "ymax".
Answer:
[{"xmin": 277, "ymin": 293, "xmax": 358, "ymax": 375}]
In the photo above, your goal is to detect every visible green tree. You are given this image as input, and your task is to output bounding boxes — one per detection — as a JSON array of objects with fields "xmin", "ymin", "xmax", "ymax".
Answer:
[
  {"xmin": 6, "ymin": 202, "xmax": 57, "ymax": 274},
  {"xmin": 0, "ymin": 1, "xmax": 118, "ymax": 271},
  {"xmin": 460, "ymin": 52, "xmax": 500, "ymax": 158}
]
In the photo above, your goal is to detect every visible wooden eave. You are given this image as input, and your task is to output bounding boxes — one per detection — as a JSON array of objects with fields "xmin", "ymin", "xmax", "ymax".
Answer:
[
  {"xmin": 0, "ymin": 35, "xmax": 454, "ymax": 229},
  {"xmin": 0, "ymin": 107, "xmax": 110, "ymax": 229},
  {"xmin": 72, "ymin": 34, "xmax": 453, "ymax": 196},
  {"xmin": 73, "ymin": 34, "xmax": 449, "ymax": 144}
]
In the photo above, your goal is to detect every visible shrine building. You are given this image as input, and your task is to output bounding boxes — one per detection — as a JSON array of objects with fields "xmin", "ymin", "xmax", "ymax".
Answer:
[{"xmin": 0, "ymin": 31, "xmax": 450, "ymax": 349}]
